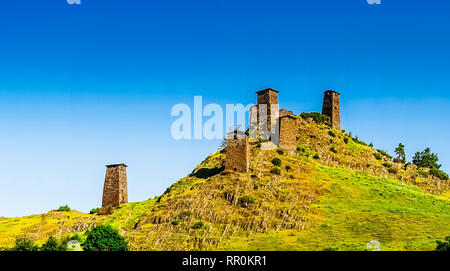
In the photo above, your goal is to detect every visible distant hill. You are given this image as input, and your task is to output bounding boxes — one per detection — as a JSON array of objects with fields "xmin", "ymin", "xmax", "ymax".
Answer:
[{"xmin": 1, "ymin": 115, "xmax": 449, "ymax": 251}]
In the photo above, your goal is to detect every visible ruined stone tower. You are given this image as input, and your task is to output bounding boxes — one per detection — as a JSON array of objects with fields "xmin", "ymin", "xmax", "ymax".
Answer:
[
  {"xmin": 224, "ymin": 131, "xmax": 250, "ymax": 173},
  {"xmin": 102, "ymin": 163, "xmax": 128, "ymax": 208},
  {"xmin": 278, "ymin": 114, "xmax": 297, "ymax": 154},
  {"xmin": 322, "ymin": 90, "xmax": 341, "ymax": 130},
  {"xmin": 249, "ymin": 88, "xmax": 280, "ymax": 141}
]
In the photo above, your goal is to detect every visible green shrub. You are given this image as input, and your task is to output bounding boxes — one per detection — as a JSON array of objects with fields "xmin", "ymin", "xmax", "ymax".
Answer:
[
  {"xmin": 270, "ymin": 167, "xmax": 281, "ymax": 175},
  {"xmin": 313, "ymin": 154, "xmax": 320, "ymax": 159},
  {"xmin": 430, "ymin": 168, "xmax": 449, "ymax": 180},
  {"xmin": 352, "ymin": 136, "xmax": 368, "ymax": 146},
  {"xmin": 374, "ymin": 152, "xmax": 382, "ymax": 160},
  {"xmin": 89, "ymin": 208, "xmax": 100, "ymax": 214},
  {"xmin": 436, "ymin": 236, "xmax": 450, "ymax": 251},
  {"xmin": 418, "ymin": 170, "xmax": 429, "ymax": 178},
  {"xmin": 300, "ymin": 112, "xmax": 331, "ymax": 126},
  {"xmin": 369, "ymin": 142, "xmax": 374, "ymax": 147},
  {"xmin": 82, "ymin": 225, "xmax": 128, "ymax": 251},
  {"xmin": 276, "ymin": 149, "xmax": 285, "ymax": 155},
  {"xmin": 343, "ymin": 137, "xmax": 349, "ymax": 144},
  {"xmin": 239, "ymin": 195, "xmax": 256, "ymax": 207},
  {"xmin": 382, "ymin": 162, "xmax": 392, "ymax": 168},
  {"xmin": 12, "ymin": 238, "xmax": 39, "ymax": 251},
  {"xmin": 171, "ymin": 219, "xmax": 180, "ymax": 226},
  {"xmin": 285, "ymin": 165, "xmax": 291, "ymax": 171},
  {"xmin": 41, "ymin": 236, "xmax": 65, "ymax": 251},
  {"xmin": 271, "ymin": 158, "xmax": 282, "ymax": 166},
  {"xmin": 377, "ymin": 149, "xmax": 392, "ymax": 159},
  {"xmin": 328, "ymin": 130, "xmax": 336, "ymax": 137},
  {"xmin": 57, "ymin": 205, "xmax": 70, "ymax": 212},
  {"xmin": 330, "ymin": 145, "xmax": 337, "ymax": 153},
  {"xmin": 191, "ymin": 221, "xmax": 204, "ymax": 229},
  {"xmin": 178, "ymin": 210, "xmax": 192, "ymax": 220}
]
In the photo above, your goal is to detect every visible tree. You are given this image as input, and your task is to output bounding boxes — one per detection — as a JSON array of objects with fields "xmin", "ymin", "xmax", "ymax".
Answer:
[
  {"xmin": 82, "ymin": 225, "xmax": 128, "ymax": 251},
  {"xmin": 41, "ymin": 236, "xmax": 64, "ymax": 251},
  {"xmin": 412, "ymin": 148, "xmax": 441, "ymax": 169},
  {"xmin": 394, "ymin": 143, "xmax": 406, "ymax": 163},
  {"xmin": 12, "ymin": 237, "xmax": 39, "ymax": 251},
  {"xmin": 436, "ymin": 236, "xmax": 450, "ymax": 252}
]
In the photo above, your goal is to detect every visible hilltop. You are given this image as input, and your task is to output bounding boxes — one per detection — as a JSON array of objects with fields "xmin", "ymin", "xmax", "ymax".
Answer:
[{"xmin": 1, "ymin": 115, "xmax": 449, "ymax": 251}]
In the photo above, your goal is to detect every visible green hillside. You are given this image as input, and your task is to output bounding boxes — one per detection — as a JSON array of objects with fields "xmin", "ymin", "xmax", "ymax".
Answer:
[{"xmin": 1, "ymin": 116, "xmax": 449, "ymax": 251}]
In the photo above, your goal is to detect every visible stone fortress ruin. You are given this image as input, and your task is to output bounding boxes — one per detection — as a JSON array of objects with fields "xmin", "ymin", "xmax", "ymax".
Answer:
[
  {"xmin": 225, "ymin": 88, "xmax": 341, "ymax": 173},
  {"xmin": 100, "ymin": 88, "xmax": 341, "ymax": 210}
]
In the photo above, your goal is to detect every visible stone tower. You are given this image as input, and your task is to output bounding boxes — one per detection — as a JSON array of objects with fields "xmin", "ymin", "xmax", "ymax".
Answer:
[
  {"xmin": 224, "ymin": 131, "xmax": 250, "ymax": 173},
  {"xmin": 102, "ymin": 163, "xmax": 128, "ymax": 208},
  {"xmin": 278, "ymin": 115, "xmax": 297, "ymax": 154},
  {"xmin": 322, "ymin": 90, "xmax": 341, "ymax": 130},
  {"xmin": 249, "ymin": 88, "xmax": 280, "ymax": 141}
]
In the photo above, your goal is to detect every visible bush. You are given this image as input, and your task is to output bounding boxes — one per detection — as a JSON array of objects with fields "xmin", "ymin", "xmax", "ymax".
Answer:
[
  {"xmin": 343, "ymin": 137, "xmax": 349, "ymax": 144},
  {"xmin": 41, "ymin": 236, "xmax": 65, "ymax": 251},
  {"xmin": 436, "ymin": 236, "xmax": 450, "ymax": 251},
  {"xmin": 285, "ymin": 165, "xmax": 291, "ymax": 171},
  {"xmin": 82, "ymin": 225, "xmax": 128, "ymax": 251},
  {"xmin": 382, "ymin": 162, "xmax": 392, "ymax": 168},
  {"xmin": 374, "ymin": 152, "xmax": 382, "ymax": 160},
  {"xmin": 352, "ymin": 136, "xmax": 368, "ymax": 146},
  {"xmin": 178, "ymin": 210, "xmax": 192, "ymax": 220},
  {"xmin": 376, "ymin": 149, "xmax": 392, "ymax": 159},
  {"xmin": 270, "ymin": 167, "xmax": 281, "ymax": 175},
  {"xmin": 191, "ymin": 221, "xmax": 204, "ymax": 229},
  {"xmin": 328, "ymin": 130, "xmax": 336, "ymax": 137},
  {"xmin": 171, "ymin": 219, "xmax": 180, "ymax": 226},
  {"xmin": 418, "ymin": 169, "xmax": 430, "ymax": 178},
  {"xmin": 313, "ymin": 154, "xmax": 320, "ymax": 159},
  {"xmin": 330, "ymin": 145, "xmax": 337, "ymax": 153},
  {"xmin": 300, "ymin": 112, "xmax": 331, "ymax": 126},
  {"xmin": 239, "ymin": 195, "xmax": 256, "ymax": 207},
  {"xmin": 12, "ymin": 237, "xmax": 39, "ymax": 251},
  {"xmin": 271, "ymin": 158, "xmax": 282, "ymax": 166},
  {"xmin": 89, "ymin": 208, "xmax": 100, "ymax": 214},
  {"xmin": 276, "ymin": 149, "xmax": 285, "ymax": 155},
  {"xmin": 430, "ymin": 168, "xmax": 449, "ymax": 180},
  {"xmin": 57, "ymin": 205, "xmax": 70, "ymax": 212}
]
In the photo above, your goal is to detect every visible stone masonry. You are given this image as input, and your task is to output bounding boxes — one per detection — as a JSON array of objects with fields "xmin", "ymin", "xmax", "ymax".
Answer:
[
  {"xmin": 278, "ymin": 115, "xmax": 297, "ymax": 154},
  {"xmin": 224, "ymin": 131, "xmax": 250, "ymax": 173},
  {"xmin": 322, "ymin": 90, "xmax": 341, "ymax": 130},
  {"xmin": 102, "ymin": 163, "xmax": 128, "ymax": 208},
  {"xmin": 249, "ymin": 88, "xmax": 280, "ymax": 141}
]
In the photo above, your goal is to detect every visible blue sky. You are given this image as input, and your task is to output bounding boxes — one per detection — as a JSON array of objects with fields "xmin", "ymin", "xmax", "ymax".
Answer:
[{"xmin": 0, "ymin": 0, "xmax": 449, "ymax": 217}]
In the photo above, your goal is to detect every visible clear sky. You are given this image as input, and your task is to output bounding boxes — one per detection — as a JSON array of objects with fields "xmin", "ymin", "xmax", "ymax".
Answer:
[{"xmin": 0, "ymin": 0, "xmax": 449, "ymax": 217}]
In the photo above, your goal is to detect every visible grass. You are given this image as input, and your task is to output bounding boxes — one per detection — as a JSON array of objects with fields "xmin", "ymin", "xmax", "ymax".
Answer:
[{"xmin": 1, "ymin": 117, "xmax": 449, "ymax": 251}]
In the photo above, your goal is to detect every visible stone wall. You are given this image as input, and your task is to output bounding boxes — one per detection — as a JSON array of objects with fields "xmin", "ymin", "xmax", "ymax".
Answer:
[
  {"xmin": 102, "ymin": 163, "xmax": 128, "ymax": 208},
  {"xmin": 224, "ymin": 132, "xmax": 250, "ymax": 173},
  {"xmin": 278, "ymin": 115, "xmax": 297, "ymax": 154},
  {"xmin": 249, "ymin": 88, "xmax": 280, "ymax": 140},
  {"xmin": 322, "ymin": 90, "xmax": 341, "ymax": 130}
]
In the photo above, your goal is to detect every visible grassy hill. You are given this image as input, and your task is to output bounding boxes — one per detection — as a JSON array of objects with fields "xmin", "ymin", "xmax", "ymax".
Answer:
[{"xmin": 1, "ymin": 115, "xmax": 449, "ymax": 251}]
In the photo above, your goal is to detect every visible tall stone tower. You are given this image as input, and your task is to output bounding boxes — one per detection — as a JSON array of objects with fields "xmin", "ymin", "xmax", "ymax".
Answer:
[
  {"xmin": 322, "ymin": 90, "xmax": 341, "ymax": 130},
  {"xmin": 102, "ymin": 163, "xmax": 128, "ymax": 208},
  {"xmin": 249, "ymin": 88, "xmax": 280, "ymax": 141},
  {"xmin": 278, "ymin": 115, "xmax": 297, "ymax": 154},
  {"xmin": 224, "ymin": 131, "xmax": 250, "ymax": 173}
]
